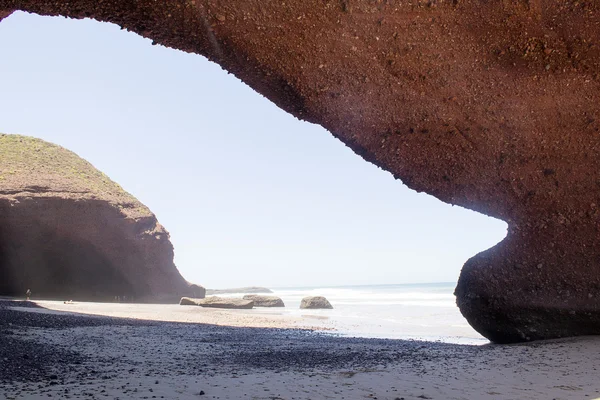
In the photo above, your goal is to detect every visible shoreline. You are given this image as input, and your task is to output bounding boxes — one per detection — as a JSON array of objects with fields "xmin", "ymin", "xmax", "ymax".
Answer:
[
  {"xmin": 2, "ymin": 300, "xmax": 600, "ymax": 399},
  {"xmin": 12, "ymin": 299, "xmax": 486, "ymax": 345}
]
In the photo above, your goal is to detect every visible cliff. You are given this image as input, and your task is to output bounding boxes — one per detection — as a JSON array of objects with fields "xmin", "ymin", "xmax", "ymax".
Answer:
[
  {"xmin": 0, "ymin": 134, "xmax": 204, "ymax": 302},
  {"xmin": 0, "ymin": 2, "xmax": 599, "ymax": 342}
]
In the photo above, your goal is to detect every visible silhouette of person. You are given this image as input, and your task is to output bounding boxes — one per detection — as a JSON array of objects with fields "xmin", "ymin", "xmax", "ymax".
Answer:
[{"xmin": 25, "ymin": 289, "xmax": 31, "ymax": 301}]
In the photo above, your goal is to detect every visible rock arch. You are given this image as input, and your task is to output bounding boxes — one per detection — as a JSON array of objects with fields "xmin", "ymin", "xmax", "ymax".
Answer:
[{"xmin": 1, "ymin": 1, "xmax": 599, "ymax": 342}]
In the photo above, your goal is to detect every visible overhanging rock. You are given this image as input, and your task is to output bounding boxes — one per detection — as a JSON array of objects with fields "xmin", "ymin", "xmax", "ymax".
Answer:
[{"xmin": 1, "ymin": 2, "xmax": 599, "ymax": 342}]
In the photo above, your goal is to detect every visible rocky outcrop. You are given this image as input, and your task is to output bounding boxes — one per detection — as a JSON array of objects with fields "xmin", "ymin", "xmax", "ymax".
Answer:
[
  {"xmin": 179, "ymin": 297, "xmax": 199, "ymax": 306},
  {"xmin": 187, "ymin": 284, "xmax": 206, "ymax": 299},
  {"xmin": 2, "ymin": 2, "xmax": 600, "ymax": 342},
  {"xmin": 243, "ymin": 295, "xmax": 285, "ymax": 308},
  {"xmin": 206, "ymin": 287, "xmax": 273, "ymax": 295},
  {"xmin": 181, "ymin": 296, "xmax": 254, "ymax": 309},
  {"xmin": 0, "ymin": 134, "xmax": 203, "ymax": 303},
  {"xmin": 300, "ymin": 296, "xmax": 333, "ymax": 310}
]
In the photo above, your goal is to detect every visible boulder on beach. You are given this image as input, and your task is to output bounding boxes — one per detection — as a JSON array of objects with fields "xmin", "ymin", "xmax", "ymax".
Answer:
[
  {"xmin": 180, "ymin": 296, "xmax": 254, "ymax": 309},
  {"xmin": 199, "ymin": 296, "xmax": 254, "ymax": 309},
  {"xmin": 180, "ymin": 297, "xmax": 200, "ymax": 306},
  {"xmin": 243, "ymin": 295, "xmax": 285, "ymax": 308},
  {"xmin": 300, "ymin": 296, "xmax": 333, "ymax": 310}
]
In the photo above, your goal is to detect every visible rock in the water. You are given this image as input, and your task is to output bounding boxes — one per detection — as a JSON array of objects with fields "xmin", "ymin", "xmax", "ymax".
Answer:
[
  {"xmin": 0, "ymin": 134, "xmax": 203, "ymax": 303},
  {"xmin": 300, "ymin": 296, "xmax": 333, "ymax": 309},
  {"xmin": 243, "ymin": 295, "xmax": 285, "ymax": 307},
  {"xmin": 195, "ymin": 296, "xmax": 254, "ymax": 309},
  {"xmin": 206, "ymin": 287, "xmax": 272, "ymax": 295}
]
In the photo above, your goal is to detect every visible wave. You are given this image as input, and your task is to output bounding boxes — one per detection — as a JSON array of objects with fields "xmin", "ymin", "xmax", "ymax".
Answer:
[
  {"xmin": 272, "ymin": 287, "xmax": 455, "ymax": 302},
  {"xmin": 245, "ymin": 284, "xmax": 482, "ymax": 342},
  {"xmin": 330, "ymin": 300, "xmax": 456, "ymax": 307}
]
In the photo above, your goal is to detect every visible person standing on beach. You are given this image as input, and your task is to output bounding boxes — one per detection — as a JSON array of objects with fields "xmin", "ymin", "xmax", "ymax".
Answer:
[{"xmin": 25, "ymin": 289, "xmax": 31, "ymax": 301}]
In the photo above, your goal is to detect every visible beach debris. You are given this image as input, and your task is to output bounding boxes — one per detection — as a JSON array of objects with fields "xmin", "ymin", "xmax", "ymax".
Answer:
[
  {"xmin": 242, "ymin": 295, "xmax": 285, "ymax": 307},
  {"xmin": 300, "ymin": 296, "xmax": 333, "ymax": 309}
]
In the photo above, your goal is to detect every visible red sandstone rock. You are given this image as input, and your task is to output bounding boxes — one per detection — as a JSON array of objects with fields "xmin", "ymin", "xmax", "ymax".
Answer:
[
  {"xmin": 0, "ymin": 134, "xmax": 204, "ymax": 303},
  {"xmin": 0, "ymin": 10, "xmax": 12, "ymax": 21},
  {"xmin": 1, "ymin": 1, "xmax": 599, "ymax": 342}
]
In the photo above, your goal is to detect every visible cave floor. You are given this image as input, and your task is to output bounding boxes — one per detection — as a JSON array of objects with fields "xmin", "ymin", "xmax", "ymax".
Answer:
[{"xmin": 1, "ymin": 300, "xmax": 599, "ymax": 400}]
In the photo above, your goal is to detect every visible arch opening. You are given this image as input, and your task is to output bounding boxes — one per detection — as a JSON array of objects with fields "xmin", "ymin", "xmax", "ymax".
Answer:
[{"xmin": 1, "ymin": 1, "xmax": 598, "ymax": 343}]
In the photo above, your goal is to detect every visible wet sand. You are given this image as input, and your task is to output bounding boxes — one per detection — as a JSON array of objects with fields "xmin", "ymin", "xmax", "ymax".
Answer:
[{"xmin": 1, "ymin": 299, "xmax": 600, "ymax": 399}]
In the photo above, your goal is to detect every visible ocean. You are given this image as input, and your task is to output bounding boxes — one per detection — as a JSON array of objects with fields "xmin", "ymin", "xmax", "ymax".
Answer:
[{"xmin": 265, "ymin": 282, "xmax": 487, "ymax": 345}]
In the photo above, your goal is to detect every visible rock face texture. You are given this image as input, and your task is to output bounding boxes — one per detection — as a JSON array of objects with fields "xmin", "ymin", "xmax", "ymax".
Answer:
[
  {"xmin": 179, "ymin": 297, "xmax": 199, "ymax": 306},
  {"xmin": 187, "ymin": 284, "xmax": 206, "ymax": 299},
  {"xmin": 0, "ymin": 134, "xmax": 203, "ymax": 303},
  {"xmin": 1, "ymin": 2, "xmax": 599, "ymax": 342},
  {"xmin": 243, "ymin": 295, "xmax": 285, "ymax": 308},
  {"xmin": 300, "ymin": 296, "xmax": 333, "ymax": 310},
  {"xmin": 0, "ymin": 10, "xmax": 12, "ymax": 21},
  {"xmin": 181, "ymin": 296, "xmax": 254, "ymax": 309}
]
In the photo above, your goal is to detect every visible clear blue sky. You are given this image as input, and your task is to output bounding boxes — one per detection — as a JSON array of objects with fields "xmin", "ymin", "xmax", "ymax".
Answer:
[{"xmin": 0, "ymin": 12, "xmax": 506, "ymax": 289}]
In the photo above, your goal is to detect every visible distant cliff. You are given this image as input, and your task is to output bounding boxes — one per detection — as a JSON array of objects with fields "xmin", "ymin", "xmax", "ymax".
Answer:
[
  {"xmin": 0, "ymin": 134, "xmax": 204, "ymax": 302},
  {"xmin": 206, "ymin": 287, "xmax": 273, "ymax": 295}
]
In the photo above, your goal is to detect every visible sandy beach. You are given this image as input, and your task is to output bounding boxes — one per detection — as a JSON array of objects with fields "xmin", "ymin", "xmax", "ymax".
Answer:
[
  {"xmin": 14, "ymin": 300, "xmax": 327, "ymax": 330},
  {"xmin": 1, "ymin": 299, "xmax": 600, "ymax": 400}
]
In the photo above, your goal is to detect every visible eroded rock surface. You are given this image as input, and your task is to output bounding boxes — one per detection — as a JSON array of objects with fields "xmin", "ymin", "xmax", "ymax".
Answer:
[
  {"xmin": 1, "ymin": 2, "xmax": 599, "ymax": 342},
  {"xmin": 182, "ymin": 296, "xmax": 254, "ymax": 309},
  {"xmin": 243, "ymin": 295, "xmax": 285, "ymax": 308},
  {"xmin": 300, "ymin": 296, "xmax": 333, "ymax": 310},
  {"xmin": 0, "ymin": 134, "xmax": 203, "ymax": 303},
  {"xmin": 0, "ymin": 10, "xmax": 11, "ymax": 21},
  {"xmin": 179, "ymin": 297, "xmax": 199, "ymax": 306}
]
